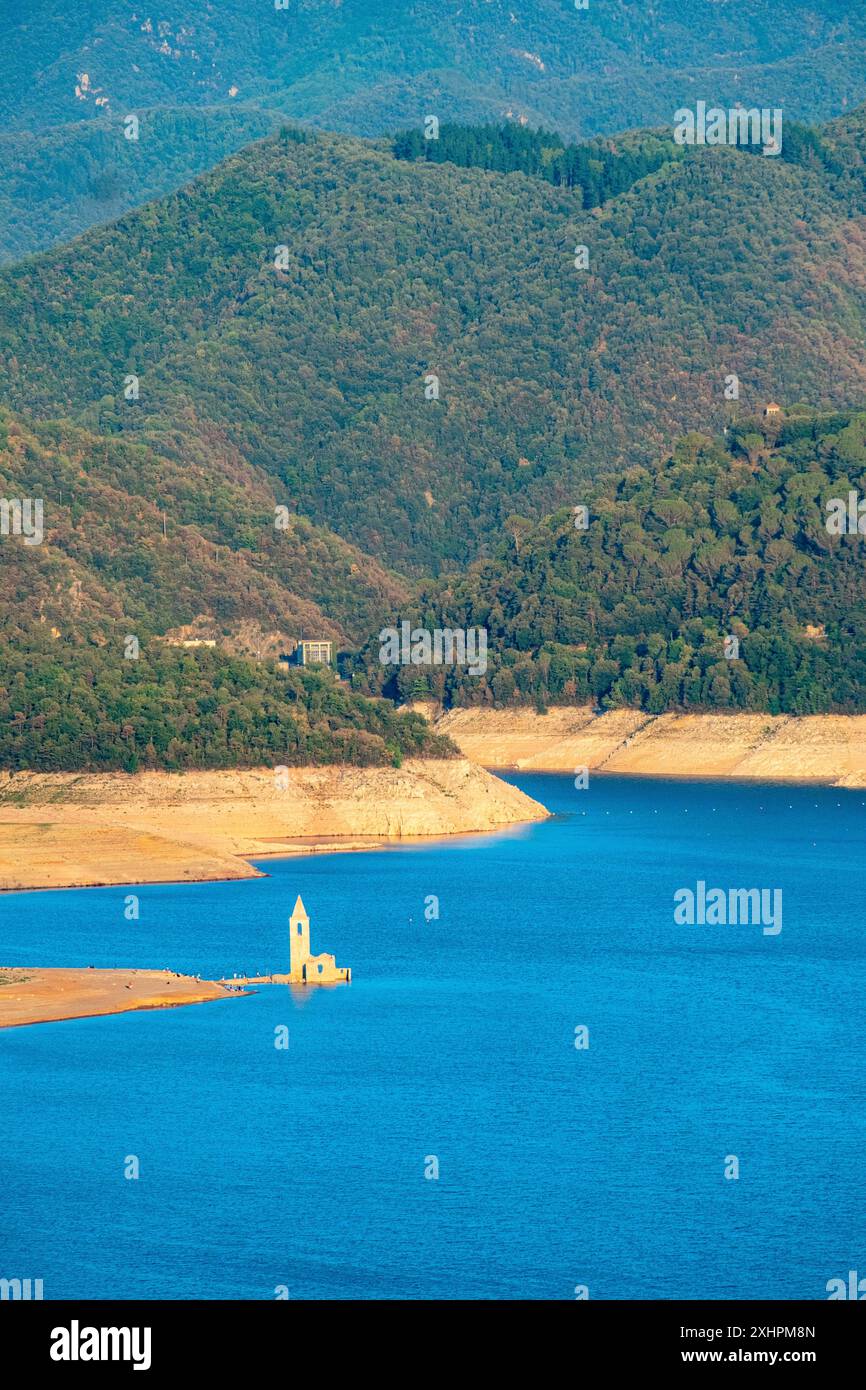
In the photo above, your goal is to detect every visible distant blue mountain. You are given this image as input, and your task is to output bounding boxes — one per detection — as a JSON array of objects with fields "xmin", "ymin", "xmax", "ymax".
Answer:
[
  {"xmin": 4, "ymin": 2, "xmax": 866, "ymax": 135},
  {"xmin": 2, "ymin": 1, "xmax": 865, "ymax": 261}
]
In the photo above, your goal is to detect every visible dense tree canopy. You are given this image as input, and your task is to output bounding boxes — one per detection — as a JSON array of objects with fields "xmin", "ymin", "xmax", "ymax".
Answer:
[
  {"xmin": 3, "ymin": 121, "xmax": 866, "ymax": 577},
  {"xmin": 353, "ymin": 413, "xmax": 866, "ymax": 715},
  {"xmin": 393, "ymin": 123, "xmax": 684, "ymax": 207},
  {"xmin": 4, "ymin": 111, "xmax": 866, "ymax": 773},
  {"xmin": 0, "ymin": 625, "xmax": 454, "ymax": 772}
]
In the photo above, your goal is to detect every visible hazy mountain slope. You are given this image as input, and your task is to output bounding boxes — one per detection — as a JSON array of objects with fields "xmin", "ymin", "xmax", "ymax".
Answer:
[
  {"xmin": 2, "ymin": 1, "xmax": 866, "ymax": 259},
  {"xmin": 2, "ymin": 125, "xmax": 866, "ymax": 575},
  {"xmin": 4, "ymin": 2, "xmax": 864, "ymax": 133},
  {"xmin": 0, "ymin": 107, "xmax": 281, "ymax": 265}
]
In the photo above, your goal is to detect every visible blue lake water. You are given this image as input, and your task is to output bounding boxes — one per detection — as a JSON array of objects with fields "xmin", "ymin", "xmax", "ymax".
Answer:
[{"xmin": 1, "ymin": 773, "xmax": 864, "ymax": 1300}]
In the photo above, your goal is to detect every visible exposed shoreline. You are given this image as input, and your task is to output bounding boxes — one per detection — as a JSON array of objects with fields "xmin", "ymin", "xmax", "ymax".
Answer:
[
  {"xmin": 433, "ymin": 708, "xmax": 866, "ymax": 787},
  {"xmin": 0, "ymin": 758, "xmax": 548, "ymax": 893},
  {"xmin": 3, "ymin": 711, "xmax": 859, "ymax": 1024},
  {"xmin": 5, "ymin": 707, "xmax": 860, "ymax": 897},
  {"xmin": 487, "ymin": 765, "xmax": 864, "ymax": 790},
  {"xmin": 0, "ymin": 839, "xmax": 417, "ymax": 896},
  {"xmin": 0, "ymin": 967, "xmax": 248, "ymax": 1030}
]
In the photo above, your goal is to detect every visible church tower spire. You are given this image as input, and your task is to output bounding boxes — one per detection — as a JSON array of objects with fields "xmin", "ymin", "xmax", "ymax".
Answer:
[{"xmin": 289, "ymin": 894, "xmax": 310, "ymax": 978}]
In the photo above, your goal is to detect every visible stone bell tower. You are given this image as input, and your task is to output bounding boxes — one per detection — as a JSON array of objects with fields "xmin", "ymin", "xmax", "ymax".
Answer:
[
  {"xmin": 289, "ymin": 894, "xmax": 311, "ymax": 978},
  {"xmin": 286, "ymin": 893, "xmax": 351, "ymax": 984}
]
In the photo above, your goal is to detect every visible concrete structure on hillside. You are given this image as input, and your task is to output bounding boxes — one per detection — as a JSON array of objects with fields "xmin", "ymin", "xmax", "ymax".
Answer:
[
  {"xmin": 294, "ymin": 638, "xmax": 333, "ymax": 666},
  {"xmin": 288, "ymin": 895, "xmax": 351, "ymax": 984}
]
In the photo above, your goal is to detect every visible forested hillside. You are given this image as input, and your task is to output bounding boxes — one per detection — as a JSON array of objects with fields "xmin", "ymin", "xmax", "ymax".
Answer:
[
  {"xmin": 394, "ymin": 117, "xmax": 866, "ymax": 193},
  {"xmin": 3, "ymin": 1, "xmax": 866, "ymax": 259},
  {"xmin": 5, "ymin": 105, "xmax": 866, "ymax": 754},
  {"xmin": 0, "ymin": 405, "xmax": 454, "ymax": 771},
  {"xmin": 0, "ymin": 410, "xmax": 406, "ymax": 648},
  {"xmin": 3, "ymin": 123, "xmax": 866, "ymax": 576},
  {"xmin": 352, "ymin": 413, "xmax": 866, "ymax": 716},
  {"xmin": 0, "ymin": 629, "xmax": 452, "ymax": 772}
]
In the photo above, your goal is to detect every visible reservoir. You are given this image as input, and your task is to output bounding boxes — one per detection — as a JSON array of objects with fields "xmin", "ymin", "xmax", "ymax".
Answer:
[{"xmin": 1, "ymin": 773, "xmax": 864, "ymax": 1300}]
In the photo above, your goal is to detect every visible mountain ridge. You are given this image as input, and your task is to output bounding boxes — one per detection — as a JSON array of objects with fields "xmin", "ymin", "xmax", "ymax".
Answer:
[
  {"xmin": 3, "ymin": 121, "xmax": 866, "ymax": 576},
  {"xmin": 3, "ymin": 0, "xmax": 866, "ymax": 260}
]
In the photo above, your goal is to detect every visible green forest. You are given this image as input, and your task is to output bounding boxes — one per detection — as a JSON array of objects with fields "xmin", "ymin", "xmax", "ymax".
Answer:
[
  {"xmin": 393, "ymin": 122, "xmax": 684, "ymax": 206},
  {"xmin": 0, "ymin": 107, "xmax": 281, "ymax": 266},
  {"xmin": 4, "ymin": 104, "xmax": 866, "ymax": 771},
  {"xmin": 352, "ymin": 412, "xmax": 866, "ymax": 716},
  {"xmin": 0, "ymin": 409, "xmax": 406, "ymax": 648},
  {"xmin": 394, "ymin": 115, "xmax": 866, "ymax": 194},
  {"xmin": 3, "ymin": 117, "xmax": 866, "ymax": 578},
  {"xmin": 0, "ymin": 625, "xmax": 453, "ymax": 773}
]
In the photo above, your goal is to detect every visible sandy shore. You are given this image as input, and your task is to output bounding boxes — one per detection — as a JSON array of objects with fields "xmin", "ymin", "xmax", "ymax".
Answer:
[
  {"xmin": 434, "ymin": 708, "xmax": 866, "ymax": 785},
  {"xmin": 0, "ymin": 758, "xmax": 548, "ymax": 892},
  {"xmin": 0, "ymin": 967, "xmax": 245, "ymax": 1030}
]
